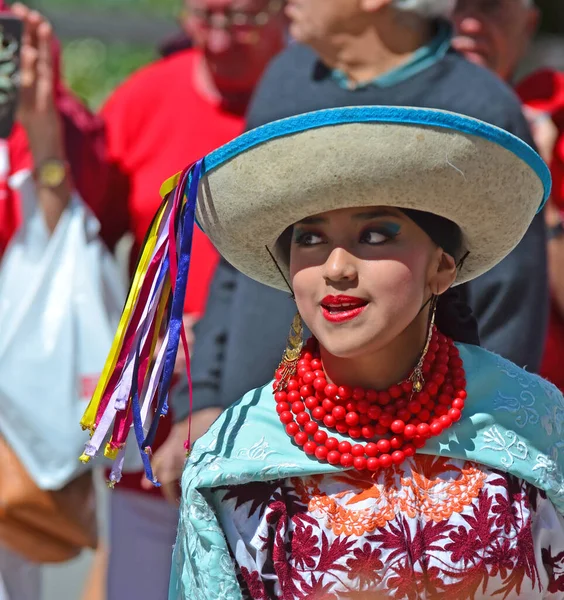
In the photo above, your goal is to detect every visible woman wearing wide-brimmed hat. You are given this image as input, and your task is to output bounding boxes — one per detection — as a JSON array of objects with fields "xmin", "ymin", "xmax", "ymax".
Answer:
[{"xmin": 82, "ymin": 106, "xmax": 564, "ymax": 599}]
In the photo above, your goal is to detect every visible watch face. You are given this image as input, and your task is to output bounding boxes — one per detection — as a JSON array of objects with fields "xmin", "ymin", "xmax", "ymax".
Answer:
[{"xmin": 41, "ymin": 161, "xmax": 66, "ymax": 187}]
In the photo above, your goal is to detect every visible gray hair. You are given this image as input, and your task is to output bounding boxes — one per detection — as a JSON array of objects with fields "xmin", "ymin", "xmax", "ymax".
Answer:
[{"xmin": 392, "ymin": 0, "xmax": 456, "ymax": 19}]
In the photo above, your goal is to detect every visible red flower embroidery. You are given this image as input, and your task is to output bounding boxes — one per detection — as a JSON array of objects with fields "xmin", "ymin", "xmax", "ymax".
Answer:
[
  {"xmin": 387, "ymin": 562, "xmax": 420, "ymax": 600},
  {"xmin": 543, "ymin": 546, "xmax": 564, "ymax": 593},
  {"xmin": 345, "ymin": 542, "xmax": 383, "ymax": 587},
  {"xmin": 491, "ymin": 492, "xmax": 519, "ymax": 535},
  {"xmin": 316, "ymin": 532, "xmax": 355, "ymax": 574},
  {"xmin": 368, "ymin": 517, "xmax": 412, "ymax": 565},
  {"xmin": 240, "ymin": 566, "xmax": 268, "ymax": 600},
  {"xmin": 495, "ymin": 521, "xmax": 540, "ymax": 598},
  {"xmin": 291, "ymin": 520, "xmax": 320, "ymax": 570},
  {"xmin": 268, "ymin": 499, "xmax": 306, "ymax": 599},
  {"xmin": 445, "ymin": 526, "xmax": 481, "ymax": 564},
  {"xmin": 226, "ymin": 465, "xmax": 557, "ymax": 599},
  {"xmin": 300, "ymin": 574, "xmax": 337, "ymax": 599},
  {"xmin": 484, "ymin": 538, "xmax": 517, "ymax": 580}
]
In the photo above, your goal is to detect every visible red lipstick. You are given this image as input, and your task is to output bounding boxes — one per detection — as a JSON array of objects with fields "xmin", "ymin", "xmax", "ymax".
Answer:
[{"xmin": 320, "ymin": 295, "xmax": 368, "ymax": 323}]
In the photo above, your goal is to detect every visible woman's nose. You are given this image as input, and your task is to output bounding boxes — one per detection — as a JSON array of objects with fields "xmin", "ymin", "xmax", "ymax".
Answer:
[{"xmin": 322, "ymin": 247, "xmax": 358, "ymax": 283}]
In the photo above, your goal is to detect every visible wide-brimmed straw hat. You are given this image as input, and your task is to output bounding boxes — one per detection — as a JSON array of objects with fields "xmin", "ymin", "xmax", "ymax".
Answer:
[{"xmin": 184, "ymin": 106, "xmax": 551, "ymax": 289}]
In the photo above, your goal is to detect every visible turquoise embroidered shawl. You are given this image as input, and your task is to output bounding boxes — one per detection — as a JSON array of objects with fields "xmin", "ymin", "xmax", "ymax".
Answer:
[{"xmin": 168, "ymin": 344, "xmax": 564, "ymax": 600}]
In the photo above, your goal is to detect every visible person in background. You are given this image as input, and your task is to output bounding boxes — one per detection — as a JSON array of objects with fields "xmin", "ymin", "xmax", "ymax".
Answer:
[
  {"xmin": 452, "ymin": 0, "xmax": 564, "ymax": 393},
  {"xmin": 0, "ymin": 4, "xmax": 107, "ymax": 600},
  {"xmin": 165, "ymin": 0, "xmax": 549, "ymax": 494},
  {"xmin": 85, "ymin": 1, "xmax": 287, "ymax": 598},
  {"xmin": 0, "ymin": 3, "xmax": 107, "ymax": 251}
]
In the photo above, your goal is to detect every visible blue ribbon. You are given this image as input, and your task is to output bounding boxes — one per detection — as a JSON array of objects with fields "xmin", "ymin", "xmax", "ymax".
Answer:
[
  {"xmin": 143, "ymin": 159, "xmax": 203, "ymax": 452},
  {"xmin": 130, "ymin": 339, "xmax": 159, "ymax": 484},
  {"xmin": 128, "ymin": 252, "xmax": 171, "ymax": 480}
]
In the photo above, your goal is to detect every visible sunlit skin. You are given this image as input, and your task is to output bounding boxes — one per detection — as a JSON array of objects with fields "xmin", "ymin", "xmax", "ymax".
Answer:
[
  {"xmin": 289, "ymin": 207, "xmax": 457, "ymax": 391},
  {"xmin": 284, "ymin": 0, "xmax": 370, "ymax": 45},
  {"xmin": 182, "ymin": 0, "xmax": 286, "ymax": 107},
  {"xmin": 283, "ymin": 0, "xmax": 434, "ymax": 84},
  {"xmin": 452, "ymin": 0, "xmax": 539, "ymax": 80}
]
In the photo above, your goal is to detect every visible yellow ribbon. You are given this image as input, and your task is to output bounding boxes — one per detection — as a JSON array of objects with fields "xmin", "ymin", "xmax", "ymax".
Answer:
[
  {"xmin": 159, "ymin": 171, "xmax": 182, "ymax": 199},
  {"xmin": 80, "ymin": 200, "xmax": 169, "ymax": 432},
  {"xmin": 98, "ymin": 278, "xmax": 172, "ymax": 462}
]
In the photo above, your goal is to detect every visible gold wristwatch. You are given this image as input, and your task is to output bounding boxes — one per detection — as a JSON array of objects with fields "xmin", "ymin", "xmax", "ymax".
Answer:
[{"xmin": 34, "ymin": 158, "xmax": 69, "ymax": 188}]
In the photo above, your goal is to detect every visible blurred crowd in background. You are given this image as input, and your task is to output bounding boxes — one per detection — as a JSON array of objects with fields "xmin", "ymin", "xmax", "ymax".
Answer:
[
  {"xmin": 0, "ymin": 1, "xmax": 563, "ymax": 600},
  {"xmin": 29, "ymin": 0, "xmax": 564, "ymax": 111}
]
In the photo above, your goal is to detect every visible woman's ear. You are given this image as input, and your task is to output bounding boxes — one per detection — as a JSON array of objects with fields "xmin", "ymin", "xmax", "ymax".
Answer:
[{"xmin": 428, "ymin": 250, "xmax": 457, "ymax": 296}]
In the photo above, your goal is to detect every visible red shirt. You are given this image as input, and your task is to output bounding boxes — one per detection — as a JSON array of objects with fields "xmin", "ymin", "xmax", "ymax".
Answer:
[
  {"xmin": 0, "ymin": 125, "xmax": 33, "ymax": 254},
  {"xmin": 517, "ymin": 70, "xmax": 564, "ymax": 392},
  {"xmin": 99, "ymin": 48, "xmax": 246, "ymax": 493},
  {"xmin": 100, "ymin": 48, "xmax": 245, "ymax": 318}
]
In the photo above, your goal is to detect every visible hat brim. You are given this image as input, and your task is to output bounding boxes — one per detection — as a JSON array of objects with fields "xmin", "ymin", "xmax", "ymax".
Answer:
[{"xmin": 194, "ymin": 107, "xmax": 550, "ymax": 290}]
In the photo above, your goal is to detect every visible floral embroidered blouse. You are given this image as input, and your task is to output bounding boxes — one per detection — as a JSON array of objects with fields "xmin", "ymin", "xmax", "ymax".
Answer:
[
  {"xmin": 169, "ymin": 344, "xmax": 564, "ymax": 600},
  {"xmin": 210, "ymin": 455, "xmax": 564, "ymax": 599}
]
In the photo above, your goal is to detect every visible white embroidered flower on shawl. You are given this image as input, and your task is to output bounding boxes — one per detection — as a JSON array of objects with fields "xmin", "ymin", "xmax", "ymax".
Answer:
[
  {"xmin": 236, "ymin": 437, "xmax": 277, "ymax": 461},
  {"xmin": 493, "ymin": 390, "xmax": 539, "ymax": 429},
  {"xmin": 538, "ymin": 377, "xmax": 564, "ymax": 437},
  {"xmin": 480, "ymin": 426, "xmax": 528, "ymax": 468}
]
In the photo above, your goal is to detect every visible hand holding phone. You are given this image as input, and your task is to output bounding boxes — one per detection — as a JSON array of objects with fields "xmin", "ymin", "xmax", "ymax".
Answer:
[{"xmin": 9, "ymin": 3, "xmax": 63, "ymax": 162}]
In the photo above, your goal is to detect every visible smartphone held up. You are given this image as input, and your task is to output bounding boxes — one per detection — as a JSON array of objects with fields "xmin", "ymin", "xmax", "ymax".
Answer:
[{"xmin": 0, "ymin": 15, "xmax": 22, "ymax": 139}]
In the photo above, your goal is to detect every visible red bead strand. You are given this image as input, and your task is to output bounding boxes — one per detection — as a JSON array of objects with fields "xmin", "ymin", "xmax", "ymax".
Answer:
[{"xmin": 273, "ymin": 327, "xmax": 466, "ymax": 472}]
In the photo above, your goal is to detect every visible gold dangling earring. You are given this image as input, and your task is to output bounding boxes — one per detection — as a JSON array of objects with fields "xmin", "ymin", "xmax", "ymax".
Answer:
[
  {"xmin": 408, "ymin": 295, "xmax": 438, "ymax": 393},
  {"xmin": 275, "ymin": 312, "xmax": 304, "ymax": 392}
]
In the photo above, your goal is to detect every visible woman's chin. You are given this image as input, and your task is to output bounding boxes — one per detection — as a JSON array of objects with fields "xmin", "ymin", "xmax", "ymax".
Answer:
[{"xmin": 316, "ymin": 331, "xmax": 384, "ymax": 360}]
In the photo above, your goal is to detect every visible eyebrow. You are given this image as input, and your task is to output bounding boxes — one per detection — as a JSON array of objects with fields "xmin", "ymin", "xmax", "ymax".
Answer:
[
  {"xmin": 296, "ymin": 216, "xmax": 326, "ymax": 225},
  {"xmin": 296, "ymin": 208, "xmax": 400, "ymax": 226},
  {"xmin": 352, "ymin": 209, "xmax": 400, "ymax": 221}
]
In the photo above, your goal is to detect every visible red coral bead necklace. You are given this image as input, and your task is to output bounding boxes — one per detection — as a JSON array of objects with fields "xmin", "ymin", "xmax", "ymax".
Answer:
[{"xmin": 273, "ymin": 327, "xmax": 466, "ymax": 472}]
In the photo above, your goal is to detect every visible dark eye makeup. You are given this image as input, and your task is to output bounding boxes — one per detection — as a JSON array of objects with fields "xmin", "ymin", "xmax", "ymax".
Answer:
[{"xmin": 292, "ymin": 221, "xmax": 402, "ymax": 247}]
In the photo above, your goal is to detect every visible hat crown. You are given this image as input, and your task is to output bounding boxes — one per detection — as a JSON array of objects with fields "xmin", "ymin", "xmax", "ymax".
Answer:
[{"xmin": 193, "ymin": 106, "xmax": 550, "ymax": 289}]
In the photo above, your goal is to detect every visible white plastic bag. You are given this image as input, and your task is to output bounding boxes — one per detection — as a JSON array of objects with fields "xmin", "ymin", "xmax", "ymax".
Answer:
[{"xmin": 0, "ymin": 173, "xmax": 131, "ymax": 490}]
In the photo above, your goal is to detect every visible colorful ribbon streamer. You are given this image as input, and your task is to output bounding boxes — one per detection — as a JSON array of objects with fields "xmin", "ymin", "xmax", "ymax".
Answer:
[{"xmin": 79, "ymin": 160, "xmax": 202, "ymax": 485}]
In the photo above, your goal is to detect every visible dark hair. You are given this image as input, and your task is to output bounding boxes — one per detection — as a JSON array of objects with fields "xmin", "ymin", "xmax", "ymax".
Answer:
[
  {"xmin": 435, "ymin": 285, "xmax": 480, "ymax": 346},
  {"xmin": 401, "ymin": 209, "xmax": 480, "ymax": 346}
]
